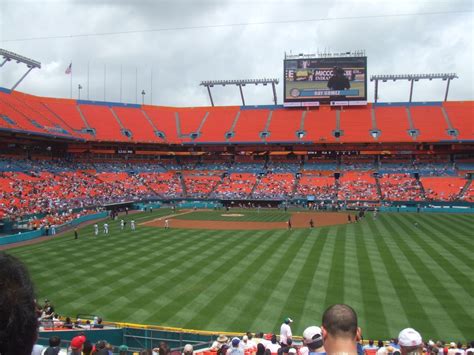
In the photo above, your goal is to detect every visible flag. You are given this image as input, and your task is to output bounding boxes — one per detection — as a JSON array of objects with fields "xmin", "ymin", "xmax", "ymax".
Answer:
[{"xmin": 65, "ymin": 63, "xmax": 72, "ymax": 75}]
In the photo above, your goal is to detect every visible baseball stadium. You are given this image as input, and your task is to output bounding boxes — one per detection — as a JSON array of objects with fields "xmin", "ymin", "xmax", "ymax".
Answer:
[{"xmin": 0, "ymin": 2, "xmax": 473, "ymax": 355}]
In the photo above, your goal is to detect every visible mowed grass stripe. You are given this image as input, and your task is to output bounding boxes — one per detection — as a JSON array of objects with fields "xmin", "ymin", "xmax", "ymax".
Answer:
[
  {"xmin": 83, "ymin": 229, "xmax": 227, "ymax": 318},
  {"xmin": 39, "ymin": 229, "xmax": 211, "ymax": 313},
  {"xmin": 323, "ymin": 225, "xmax": 346, "ymax": 307},
  {"xmin": 365, "ymin": 218, "xmax": 438, "ymax": 337},
  {"xmin": 277, "ymin": 228, "xmax": 330, "ymax": 333},
  {"xmin": 414, "ymin": 215, "xmax": 474, "ymax": 255},
  {"xmin": 381, "ymin": 215, "xmax": 470, "ymax": 340},
  {"xmin": 353, "ymin": 221, "xmax": 389, "ymax": 336},
  {"xmin": 140, "ymin": 229, "xmax": 278, "ymax": 325},
  {"xmin": 401, "ymin": 214, "xmax": 473, "ymax": 291},
  {"xmin": 227, "ymin": 229, "xmax": 309, "ymax": 332},
  {"xmin": 180, "ymin": 229, "xmax": 285, "ymax": 329},
  {"xmin": 359, "ymin": 220, "xmax": 410, "ymax": 338},
  {"xmin": 442, "ymin": 214, "xmax": 474, "ymax": 230}
]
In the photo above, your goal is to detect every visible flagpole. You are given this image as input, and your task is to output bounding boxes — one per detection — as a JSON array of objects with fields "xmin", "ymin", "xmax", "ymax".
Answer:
[
  {"xmin": 103, "ymin": 63, "xmax": 106, "ymax": 101},
  {"xmin": 120, "ymin": 64, "xmax": 123, "ymax": 103},
  {"xmin": 135, "ymin": 66, "xmax": 138, "ymax": 104},
  {"xmin": 70, "ymin": 61, "xmax": 73, "ymax": 99},
  {"xmin": 150, "ymin": 67, "xmax": 153, "ymax": 105},
  {"xmin": 87, "ymin": 61, "xmax": 90, "ymax": 100}
]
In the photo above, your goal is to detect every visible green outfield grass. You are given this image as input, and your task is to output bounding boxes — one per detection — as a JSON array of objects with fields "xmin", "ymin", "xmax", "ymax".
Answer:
[
  {"xmin": 174, "ymin": 209, "xmax": 291, "ymax": 222},
  {"xmin": 6, "ymin": 210, "xmax": 473, "ymax": 341}
]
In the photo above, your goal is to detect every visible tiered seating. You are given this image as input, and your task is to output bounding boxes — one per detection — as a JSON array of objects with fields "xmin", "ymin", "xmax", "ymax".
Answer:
[
  {"xmin": 374, "ymin": 106, "xmax": 411, "ymax": 142},
  {"xmin": 294, "ymin": 175, "xmax": 336, "ymax": 200},
  {"xmin": 178, "ymin": 108, "xmax": 209, "ymax": 142},
  {"xmin": 442, "ymin": 102, "xmax": 473, "ymax": 141},
  {"xmin": 142, "ymin": 106, "xmax": 180, "ymax": 143},
  {"xmin": 267, "ymin": 110, "xmax": 302, "ymax": 142},
  {"xmin": 194, "ymin": 108, "xmax": 238, "ymax": 142},
  {"xmin": 113, "ymin": 107, "xmax": 162, "ymax": 143},
  {"xmin": 339, "ymin": 107, "xmax": 373, "ymax": 142},
  {"xmin": 252, "ymin": 173, "xmax": 295, "ymax": 199},
  {"xmin": 212, "ymin": 173, "xmax": 257, "ymax": 199},
  {"xmin": 410, "ymin": 106, "xmax": 451, "ymax": 141},
  {"xmin": 421, "ymin": 177, "xmax": 467, "ymax": 201},
  {"xmin": 0, "ymin": 92, "xmax": 50, "ymax": 135},
  {"xmin": 302, "ymin": 107, "xmax": 337, "ymax": 143},
  {"xmin": 43, "ymin": 98, "xmax": 91, "ymax": 135},
  {"xmin": 229, "ymin": 110, "xmax": 268, "ymax": 142},
  {"xmin": 379, "ymin": 174, "xmax": 423, "ymax": 201},
  {"xmin": 338, "ymin": 172, "xmax": 379, "ymax": 200},
  {"xmin": 183, "ymin": 173, "xmax": 221, "ymax": 198},
  {"xmin": 138, "ymin": 172, "xmax": 183, "ymax": 197},
  {"xmin": 79, "ymin": 105, "xmax": 124, "ymax": 141}
]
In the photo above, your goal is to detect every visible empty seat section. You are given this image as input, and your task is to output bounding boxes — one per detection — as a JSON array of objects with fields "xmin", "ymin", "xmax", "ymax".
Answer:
[
  {"xmin": 267, "ymin": 109, "xmax": 302, "ymax": 142},
  {"xmin": 410, "ymin": 106, "xmax": 450, "ymax": 141},
  {"xmin": 301, "ymin": 107, "xmax": 337, "ymax": 143},
  {"xmin": 44, "ymin": 100, "xmax": 89, "ymax": 131},
  {"xmin": 338, "ymin": 172, "xmax": 379, "ymax": 200},
  {"xmin": 339, "ymin": 107, "xmax": 372, "ymax": 142},
  {"xmin": 113, "ymin": 107, "xmax": 161, "ymax": 143},
  {"xmin": 142, "ymin": 107, "xmax": 180, "ymax": 143},
  {"xmin": 421, "ymin": 177, "xmax": 466, "ymax": 201},
  {"xmin": 0, "ymin": 93, "xmax": 48, "ymax": 134},
  {"xmin": 375, "ymin": 107, "xmax": 411, "ymax": 142},
  {"xmin": 229, "ymin": 109, "xmax": 268, "ymax": 142},
  {"xmin": 195, "ymin": 108, "xmax": 238, "ymax": 142},
  {"xmin": 295, "ymin": 175, "xmax": 336, "ymax": 199},
  {"xmin": 379, "ymin": 173, "xmax": 422, "ymax": 201},
  {"xmin": 10, "ymin": 92, "xmax": 73, "ymax": 136},
  {"xmin": 178, "ymin": 108, "xmax": 208, "ymax": 136},
  {"xmin": 442, "ymin": 102, "xmax": 473, "ymax": 140},
  {"xmin": 80, "ymin": 105, "xmax": 124, "ymax": 141},
  {"xmin": 0, "ymin": 92, "xmax": 54, "ymax": 130}
]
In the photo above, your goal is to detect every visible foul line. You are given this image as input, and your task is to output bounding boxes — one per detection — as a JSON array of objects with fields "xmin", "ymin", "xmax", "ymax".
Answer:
[{"xmin": 139, "ymin": 211, "xmax": 194, "ymax": 226}]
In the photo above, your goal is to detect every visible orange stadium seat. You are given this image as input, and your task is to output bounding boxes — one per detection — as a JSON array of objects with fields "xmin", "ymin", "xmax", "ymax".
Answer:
[
  {"xmin": 142, "ymin": 106, "xmax": 180, "ymax": 143},
  {"xmin": 374, "ymin": 106, "xmax": 411, "ymax": 142},
  {"xmin": 420, "ymin": 177, "xmax": 467, "ymax": 201},
  {"xmin": 339, "ymin": 106, "xmax": 373, "ymax": 142},
  {"xmin": 338, "ymin": 171, "xmax": 379, "ymax": 200},
  {"xmin": 409, "ymin": 106, "xmax": 451, "ymax": 141},
  {"xmin": 302, "ymin": 107, "xmax": 337, "ymax": 143},
  {"xmin": 113, "ymin": 107, "xmax": 163, "ymax": 143},
  {"xmin": 266, "ymin": 109, "xmax": 302, "ymax": 142},
  {"xmin": 42, "ymin": 99, "xmax": 91, "ymax": 132},
  {"xmin": 229, "ymin": 109, "xmax": 268, "ymax": 142},
  {"xmin": 194, "ymin": 107, "xmax": 239, "ymax": 142},
  {"xmin": 79, "ymin": 104, "xmax": 124, "ymax": 141},
  {"xmin": 178, "ymin": 107, "xmax": 209, "ymax": 140},
  {"xmin": 442, "ymin": 102, "xmax": 474, "ymax": 141}
]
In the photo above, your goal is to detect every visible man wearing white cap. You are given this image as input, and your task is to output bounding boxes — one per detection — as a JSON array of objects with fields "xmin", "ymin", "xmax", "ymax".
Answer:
[
  {"xmin": 183, "ymin": 344, "xmax": 194, "ymax": 355},
  {"xmin": 302, "ymin": 326, "xmax": 326, "ymax": 355},
  {"xmin": 280, "ymin": 317, "xmax": 293, "ymax": 347},
  {"xmin": 398, "ymin": 328, "xmax": 423, "ymax": 355}
]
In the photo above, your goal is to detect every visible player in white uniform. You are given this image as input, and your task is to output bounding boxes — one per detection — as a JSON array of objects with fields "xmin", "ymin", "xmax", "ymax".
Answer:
[
  {"xmin": 131, "ymin": 220, "xmax": 136, "ymax": 231},
  {"xmin": 120, "ymin": 219, "xmax": 125, "ymax": 230},
  {"xmin": 94, "ymin": 224, "xmax": 99, "ymax": 236},
  {"xmin": 103, "ymin": 223, "xmax": 109, "ymax": 235}
]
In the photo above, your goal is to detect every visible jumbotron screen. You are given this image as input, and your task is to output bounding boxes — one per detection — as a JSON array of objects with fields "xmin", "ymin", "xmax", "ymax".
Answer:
[{"xmin": 284, "ymin": 56, "xmax": 367, "ymax": 106}]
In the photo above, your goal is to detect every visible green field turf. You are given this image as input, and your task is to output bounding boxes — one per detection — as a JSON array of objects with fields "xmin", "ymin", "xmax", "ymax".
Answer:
[
  {"xmin": 174, "ymin": 210, "xmax": 291, "ymax": 222},
  {"xmin": 6, "ymin": 210, "xmax": 473, "ymax": 341}
]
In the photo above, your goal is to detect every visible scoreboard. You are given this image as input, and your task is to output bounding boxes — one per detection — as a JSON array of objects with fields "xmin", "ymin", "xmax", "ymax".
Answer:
[{"xmin": 284, "ymin": 56, "xmax": 367, "ymax": 106}]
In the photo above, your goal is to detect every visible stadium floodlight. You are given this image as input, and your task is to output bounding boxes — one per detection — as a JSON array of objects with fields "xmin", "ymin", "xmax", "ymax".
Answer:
[
  {"xmin": 78, "ymin": 84, "xmax": 83, "ymax": 100},
  {"xmin": 0, "ymin": 48, "xmax": 41, "ymax": 91},
  {"xmin": 370, "ymin": 73, "xmax": 458, "ymax": 103},
  {"xmin": 141, "ymin": 90, "xmax": 146, "ymax": 105},
  {"xmin": 200, "ymin": 78, "xmax": 279, "ymax": 106}
]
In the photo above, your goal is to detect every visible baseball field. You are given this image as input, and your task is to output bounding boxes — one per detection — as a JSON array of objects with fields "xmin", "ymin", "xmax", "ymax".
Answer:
[{"xmin": 5, "ymin": 209, "xmax": 473, "ymax": 342}]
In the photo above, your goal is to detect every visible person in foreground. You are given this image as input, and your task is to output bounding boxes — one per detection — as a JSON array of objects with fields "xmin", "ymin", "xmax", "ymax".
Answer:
[
  {"xmin": 0, "ymin": 252, "xmax": 38, "ymax": 355},
  {"xmin": 321, "ymin": 304, "xmax": 361, "ymax": 355},
  {"xmin": 398, "ymin": 328, "xmax": 423, "ymax": 355}
]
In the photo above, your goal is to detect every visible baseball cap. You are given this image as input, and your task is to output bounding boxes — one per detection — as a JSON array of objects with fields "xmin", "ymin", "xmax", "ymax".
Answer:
[
  {"xmin": 288, "ymin": 349, "xmax": 297, "ymax": 354},
  {"xmin": 285, "ymin": 317, "xmax": 293, "ymax": 323},
  {"xmin": 398, "ymin": 328, "xmax": 422, "ymax": 347},
  {"xmin": 232, "ymin": 337, "xmax": 240, "ymax": 347},
  {"xmin": 303, "ymin": 326, "xmax": 323, "ymax": 347},
  {"xmin": 70, "ymin": 335, "xmax": 86, "ymax": 349},
  {"xmin": 183, "ymin": 344, "xmax": 194, "ymax": 353}
]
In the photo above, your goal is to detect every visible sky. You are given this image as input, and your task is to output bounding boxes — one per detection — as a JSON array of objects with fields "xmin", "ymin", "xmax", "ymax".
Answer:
[{"xmin": 0, "ymin": 0, "xmax": 472, "ymax": 107}]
